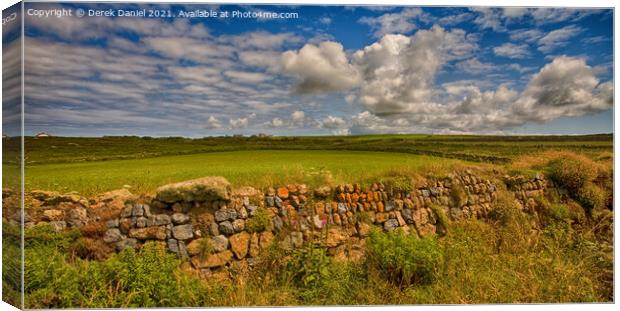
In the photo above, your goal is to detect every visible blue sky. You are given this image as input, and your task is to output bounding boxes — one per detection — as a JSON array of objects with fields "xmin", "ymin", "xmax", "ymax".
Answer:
[{"xmin": 3, "ymin": 3, "xmax": 614, "ymax": 136}]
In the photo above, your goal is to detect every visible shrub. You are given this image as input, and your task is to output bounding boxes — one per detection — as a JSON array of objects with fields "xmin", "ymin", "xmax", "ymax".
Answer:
[
  {"xmin": 285, "ymin": 244, "xmax": 332, "ymax": 289},
  {"xmin": 79, "ymin": 222, "xmax": 107, "ymax": 238},
  {"xmin": 246, "ymin": 207, "xmax": 272, "ymax": 233},
  {"xmin": 380, "ymin": 175, "xmax": 413, "ymax": 192},
  {"xmin": 366, "ymin": 229, "xmax": 443, "ymax": 287},
  {"xmin": 73, "ymin": 237, "xmax": 114, "ymax": 260},
  {"xmin": 487, "ymin": 191, "xmax": 532, "ymax": 253},
  {"xmin": 547, "ymin": 155, "xmax": 598, "ymax": 193},
  {"xmin": 22, "ymin": 223, "xmax": 209, "ymax": 308},
  {"xmin": 576, "ymin": 183, "xmax": 606, "ymax": 216}
]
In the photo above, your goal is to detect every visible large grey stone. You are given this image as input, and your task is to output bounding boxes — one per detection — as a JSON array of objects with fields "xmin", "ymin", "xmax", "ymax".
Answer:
[
  {"xmin": 132, "ymin": 204, "xmax": 144, "ymax": 217},
  {"xmin": 214, "ymin": 209, "xmax": 237, "ymax": 222},
  {"xmin": 67, "ymin": 207, "xmax": 88, "ymax": 228},
  {"xmin": 401, "ymin": 209, "xmax": 414, "ymax": 224},
  {"xmin": 120, "ymin": 206, "xmax": 133, "ymax": 218},
  {"xmin": 155, "ymin": 176, "xmax": 231, "ymax": 203},
  {"xmin": 384, "ymin": 219, "xmax": 399, "ymax": 231},
  {"xmin": 136, "ymin": 217, "xmax": 148, "ymax": 228},
  {"xmin": 211, "ymin": 235, "xmax": 229, "ymax": 252},
  {"xmin": 238, "ymin": 206, "xmax": 248, "ymax": 219},
  {"xmin": 232, "ymin": 219, "xmax": 245, "ymax": 232},
  {"xmin": 106, "ymin": 219, "xmax": 119, "ymax": 228},
  {"xmin": 272, "ymin": 216, "xmax": 283, "ymax": 233},
  {"xmin": 264, "ymin": 196, "xmax": 275, "ymax": 207},
  {"xmin": 172, "ymin": 224, "xmax": 194, "ymax": 240},
  {"xmin": 171, "ymin": 213, "xmax": 190, "ymax": 225},
  {"xmin": 168, "ymin": 239, "xmax": 179, "ymax": 253},
  {"xmin": 219, "ymin": 221, "xmax": 234, "ymax": 236},
  {"xmin": 103, "ymin": 228, "xmax": 122, "ymax": 243},
  {"xmin": 151, "ymin": 214, "xmax": 171, "ymax": 226}
]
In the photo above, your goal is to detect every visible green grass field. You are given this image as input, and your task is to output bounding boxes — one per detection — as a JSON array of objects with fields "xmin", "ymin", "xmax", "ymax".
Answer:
[
  {"xmin": 22, "ymin": 150, "xmax": 462, "ymax": 196},
  {"xmin": 5, "ymin": 134, "xmax": 611, "ymax": 165}
]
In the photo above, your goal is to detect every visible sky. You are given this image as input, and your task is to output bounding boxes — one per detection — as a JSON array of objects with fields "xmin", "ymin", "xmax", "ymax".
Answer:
[{"xmin": 2, "ymin": 3, "xmax": 614, "ymax": 137}]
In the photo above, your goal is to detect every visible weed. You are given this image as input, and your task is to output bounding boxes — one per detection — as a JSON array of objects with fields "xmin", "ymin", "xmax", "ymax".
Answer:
[
  {"xmin": 246, "ymin": 207, "xmax": 272, "ymax": 233},
  {"xmin": 366, "ymin": 229, "xmax": 443, "ymax": 287}
]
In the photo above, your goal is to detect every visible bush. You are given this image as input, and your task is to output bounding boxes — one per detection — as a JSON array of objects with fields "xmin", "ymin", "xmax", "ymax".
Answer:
[
  {"xmin": 548, "ymin": 156, "xmax": 598, "ymax": 193},
  {"xmin": 487, "ymin": 191, "xmax": 532, "ymax": 253},
  {"xmin": 576, "ymin": 183, "xmax": 606, "ymax": 216},
  {"xmin": 285, "ymin": 244, "xmax": 332, "ymax": 289},
  {"xmin": 366, "ymin": 229, "xmax": 443, "ymax": 287},
  {"xmin": 246, "ymin": 207, "xmax": 272, "ymax": 233},
  {"xmin": 22, "ymin": 223, "xmax": 209, "ymax": 308}
]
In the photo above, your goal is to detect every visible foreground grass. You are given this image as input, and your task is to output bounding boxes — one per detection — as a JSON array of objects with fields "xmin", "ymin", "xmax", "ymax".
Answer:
[
  {"xmin": 22, "ymin": 150, "xmax": 462, "ymax": 196},
  {"xmin": 10, "ymin": 214, "xmax": 612, "ymax": 308}
]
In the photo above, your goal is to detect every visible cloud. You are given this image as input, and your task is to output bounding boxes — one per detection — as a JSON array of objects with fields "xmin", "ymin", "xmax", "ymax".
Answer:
[
  {"xmin": 291, "ymin": 110, "xmax": 306, "ymax": 126},
  {"xmin": 281, "ymin": 41, "xmax": 360, "ymax": 93},
  {"xmin": 238, "ymin": 51, "xmax": 282, "ymax": 71},
  {"xmin": 229, "ymin": 117, "xmax": 249, "ymax": 129},
  {"xmin": 220, "ymin": 31, "xmax": 301, "ymax": 50},
  {"xmin": 280, "ymin": 26, "xmax": 611, "ymax": 134},
  {"xmin": 471, "ymin": 8, "xmax": 597, "ymax": 32},
  {"xmin": 268, "ymin": 117, "xmax": 285, "ymax": 128},
  {"xmin": 511, "ymin": 56, "xmax": 613, "ymax": 121},
  {"xmin": 455, "ymin": 58, "xmax": 496, "ymax": 73},
  {"xmin": 537, "ymin": 25, "xmax": 583, "ymax": 53},
  {"xmin": 319, "ymin": 17, "xmax": 332, "ymax": 24},
  {"xmin": 509, "ymin": 28, "xmax": 544, "ymax": 42},
  {"xmin": 350, "ymin": 26, "xmax": 476, "ymax": 116},
  {"xmin": 224, "ymin": 70, "xmax": 271, "ymax": 83},
  {"xmin": 320, "ymin": 116, "xmax": 347, "ymax": 129},
  {"xmin": 332, "ymin": 128, "xmax": 351, "ymax": 136},
  {"xmin": 493, "ymin": 42, "xmax": 530, "ymax": 59},
  {"xmin": 437, "ymin": 12, "xmax": 473, "ymax": 26},
  {"xmin": 267, "ymin": 110, "xmax": 306, "ymax": 128},
  {"xmin": 205, "ymin": 116, "xmax": 223, "ymax": 129},
  {"xmin": 359, "ymin": 8, "xmax": 425, "ymax": 38}
]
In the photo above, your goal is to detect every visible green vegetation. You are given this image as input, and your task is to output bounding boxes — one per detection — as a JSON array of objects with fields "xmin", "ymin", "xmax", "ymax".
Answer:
[
  {"xmin": 366, "ymin": 229, "xmax": 443, "ymax": 286},
  {"xmin": 428, "ymin": 204, "xmax": 450, "ymax": 234},
  {"xmin": 245, "ymin": 207, "xmax": 272, "ymax": 233},
  {"xmin": 513, "ymin": 150, "xmax": 612, "ymax": 215},
  {"xmin": 8, "ymin": 134, "xmax": 612, "ymax": 166},
  {"xmin": 22, "ymin": 150, "xmax": 461, "ymax": 196},
  {"xmin": 11, "ymin": 211, "xmax": 611, "ymax": 307},
  {"xmin": 20, "ymin": 223, "xmax": 208, "ymax": 308},
  {"xmin": 2, "ymin": 134, "xmax": 613, "ymax": 306}
]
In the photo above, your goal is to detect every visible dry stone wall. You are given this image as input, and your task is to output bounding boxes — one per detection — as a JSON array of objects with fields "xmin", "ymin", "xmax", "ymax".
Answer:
[{"xmin": 12, "ymin": 171, "xmax": 556, "ymax": 280}]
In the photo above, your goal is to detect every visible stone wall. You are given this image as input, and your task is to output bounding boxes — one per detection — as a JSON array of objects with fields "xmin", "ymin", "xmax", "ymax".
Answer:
[
  {"xmin": 97, "ymin": 171, "xmax": 553, "ymax": 278},
  {"xmin": 13, "ymin": 171, "xmax": 555, "ymax": 280}
]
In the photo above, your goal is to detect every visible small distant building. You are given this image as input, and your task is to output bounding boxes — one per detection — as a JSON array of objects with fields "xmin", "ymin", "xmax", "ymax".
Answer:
[
  {"xmin": 2, "ymin": 134, "xmax": 8, "ymax": 139},
  {"xmin": 256, "ymin": 133, "xmax": 272, "ymax": 138},
  {"xmin": 35, "ymin": 132, "xmax": 50, "ymax": 138}
]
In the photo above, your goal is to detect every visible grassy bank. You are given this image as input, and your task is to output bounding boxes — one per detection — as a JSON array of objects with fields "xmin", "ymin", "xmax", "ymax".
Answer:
[{"xmin": 10, "ymin": 213, "xmax": 612, "ymax": 308}]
